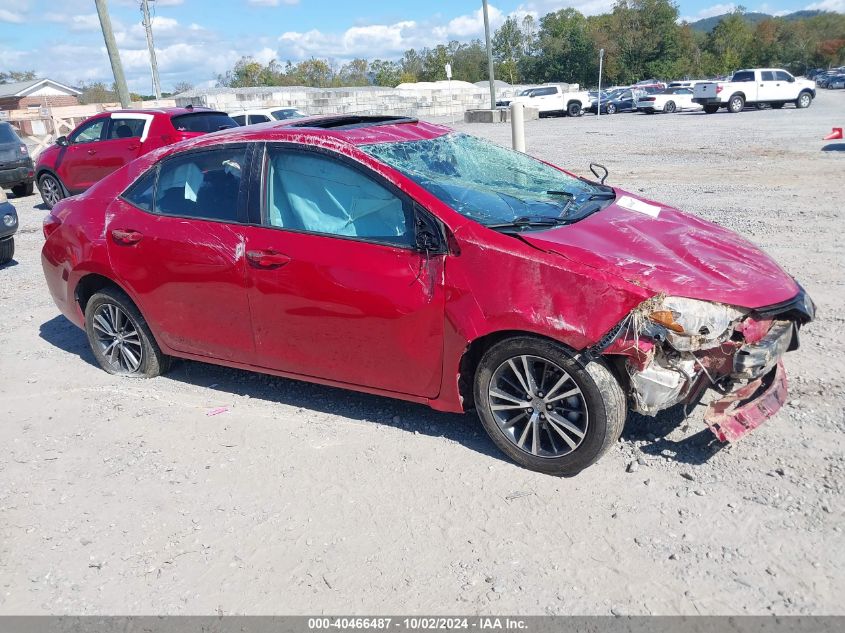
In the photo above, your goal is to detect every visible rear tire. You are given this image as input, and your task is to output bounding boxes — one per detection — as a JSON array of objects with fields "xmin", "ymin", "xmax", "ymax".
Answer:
[
  {"xmin": 473, "ymin": 336, "xmax": 626, "ymax": 475},
  {"xmin": 84, "ymin": 287, "xmax": 171, "ymax": 378},
  {"xmin": 567, "ymin": 102, "xmax": 582, "ymax": 117},
  {"xmin": 795, "ymin": 92, "xmax": 812, "ymax": 109},
  {"xmin": 728, "ymin": 94, "xmax": 745, "ymax": 113},
  {"xmin": 0, "ymin": 238, "xmax": 13, "ymax": 265},
  {"xmin": 12, "ymin": 182, "xmax": 33, "ymax": 197},
  {"xmin": 605, "ymin": 103, "xmax": 617, "ymax": 115},
  {"xmin": 664, "ymin": 101, "xmax": 676, "ymax": 114},
  {"xmin": 38, "ymin": 173, "xmax": 65, "ymax": 210}
]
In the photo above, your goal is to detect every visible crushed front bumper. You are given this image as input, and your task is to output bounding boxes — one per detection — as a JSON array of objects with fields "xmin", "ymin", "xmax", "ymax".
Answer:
[{"xmin": 705, "ymin": 360, "xmax": 787, "ymax": 442}]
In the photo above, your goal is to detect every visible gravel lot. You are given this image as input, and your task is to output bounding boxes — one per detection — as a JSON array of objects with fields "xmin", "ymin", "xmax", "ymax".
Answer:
[{"xmin": 1, "ymin": 92, "xmax": 843, "ymax": 615}]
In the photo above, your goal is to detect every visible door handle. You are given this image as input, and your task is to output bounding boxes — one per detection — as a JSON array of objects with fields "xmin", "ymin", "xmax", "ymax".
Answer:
[
  {"xmin": 127, "ymin": 144, "xmax": 138, "ymax": 150},
  {"xmin": 246, "ymin": 249, "xmax": 291, "ymax": 269},
  {"xmin": 111, "ymin": 229, "xmax": 143, "ymax": 245},
  {"xmin": 87, "ymin": 149, "xmax": 97, "ymax": 155}
]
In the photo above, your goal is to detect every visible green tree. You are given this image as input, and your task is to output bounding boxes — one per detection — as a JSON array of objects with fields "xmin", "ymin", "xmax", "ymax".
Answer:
[
  {"xmin": 523, "ymin": 9, "xmax": 597, "ymax": 86},
  {"xmin": 371, "ymin": 59, "xmax": 402, "ymax": 87},
  {"xmin": 706, "ymin": 8, "xmax": 754, "ymax": 75},
  {"xmin": 0, "ymin": 70, "xmax": 36, "ymax": 84},
  {"xmin": 493, "ymin": 16, "xmax": 524, "ymax": 84}
]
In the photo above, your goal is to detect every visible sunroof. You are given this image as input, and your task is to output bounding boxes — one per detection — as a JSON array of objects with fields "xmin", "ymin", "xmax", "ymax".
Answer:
[{"xmin": 288, "ymin": 115, "xmax": 418, "ymax": 130}]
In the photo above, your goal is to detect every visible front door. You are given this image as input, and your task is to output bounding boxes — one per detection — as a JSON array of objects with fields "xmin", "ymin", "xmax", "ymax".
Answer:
[
  {"xmin": 57, "ymin": 116, "xmax": 109, "ymax": 192},
  {"xmin": 243, "ymin": 146, "xmax": 445, "ymax": 398},
  {"xmin": 85, "ymin": 115, "xmax": 149, "ymax": 183},
  {"xmin": 106, "ymin": 145, "xmax": 255, "ymax": 362}
]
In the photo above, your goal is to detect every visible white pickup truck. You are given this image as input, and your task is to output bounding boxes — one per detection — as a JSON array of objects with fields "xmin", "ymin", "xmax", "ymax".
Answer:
[
  {"xmin": 693, "ymin": 68, "xmax": 816, "ymax": 114},
  {"xmin": 497, "ymin": 84, "xmax": 591, "ymax": 117}
]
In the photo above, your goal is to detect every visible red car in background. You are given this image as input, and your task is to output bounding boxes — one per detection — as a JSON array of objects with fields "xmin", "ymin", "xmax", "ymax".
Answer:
[
  {"xmin": 41, "ymin": 115, "xmax": 814, "ymax": 475},
  {"xmin": 35, "ymin": 106, "xmax": 236, "ymax": 208}
]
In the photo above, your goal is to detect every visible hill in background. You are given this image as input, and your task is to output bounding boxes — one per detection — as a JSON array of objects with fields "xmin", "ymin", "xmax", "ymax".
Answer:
[{"xmin": 689, "ymin": 9, "xmax": 828, "ymax": 32}]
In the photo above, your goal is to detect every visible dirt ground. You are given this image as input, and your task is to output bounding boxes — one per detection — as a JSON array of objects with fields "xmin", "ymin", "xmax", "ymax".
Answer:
[{"xmin": 1, "ymin": 92, "xmax": 843, "ymax": 615}]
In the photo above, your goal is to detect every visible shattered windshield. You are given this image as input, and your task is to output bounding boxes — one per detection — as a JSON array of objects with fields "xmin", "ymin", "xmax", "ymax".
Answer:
[{"xmin": 360, "ymin": 132, "xmax": 603, "ymax": 226}]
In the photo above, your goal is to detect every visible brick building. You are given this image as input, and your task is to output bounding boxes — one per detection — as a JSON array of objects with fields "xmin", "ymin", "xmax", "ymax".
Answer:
[{"xmin": 0, "ymin": 78, "xmax": 81, "ymax": 111}]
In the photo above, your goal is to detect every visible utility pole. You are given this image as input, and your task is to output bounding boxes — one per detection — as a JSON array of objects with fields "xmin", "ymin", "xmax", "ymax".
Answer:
[
  {"xmin": 141, "ymin": 0, "xmax": 162, "ymax": 99},
  {"xmin": 94, "ymin": 0, "xmax": 131, "ymax": 107},
  {"xmin": 482, "ymin": 0, "xmax": 496, "ymax": 110},
  {"xmin": 597, "ymin": 48, "xmax": 604, "ymax": 119}
]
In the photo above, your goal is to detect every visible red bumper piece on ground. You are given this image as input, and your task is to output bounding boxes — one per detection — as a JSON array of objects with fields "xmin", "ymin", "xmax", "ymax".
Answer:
[{"xmin": 705, "ymin": 361, "xmax": 788, "ymax": 443}]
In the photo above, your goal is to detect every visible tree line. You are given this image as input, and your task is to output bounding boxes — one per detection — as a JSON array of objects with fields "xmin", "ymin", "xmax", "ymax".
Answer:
[{"xmin": 217, "ymin": 1, "xmax": 845, "ymax": 90}]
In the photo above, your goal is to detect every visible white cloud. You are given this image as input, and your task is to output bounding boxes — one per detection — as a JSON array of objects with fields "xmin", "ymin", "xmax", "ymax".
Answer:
[
  {"xmin": 278, "ymin": 5, "xmax": 509, "ymax": 60},
  {"xmin": 248, "ymin": 0, "xmax": 300, "ymax": 6},
  {"xmin": 680, "ymin": 3, "xmax": 737, "ymax": 23},
  {"xmin": 804, "ymin": 0, "xmax": 845, "ymax": 10},
  {"xmin": 0, "ymin": 8, "xmax": 24, "ymax": 23},
  {"xmin": 44, "ymin": 13, "xmax": 101, "ymax": 31}
]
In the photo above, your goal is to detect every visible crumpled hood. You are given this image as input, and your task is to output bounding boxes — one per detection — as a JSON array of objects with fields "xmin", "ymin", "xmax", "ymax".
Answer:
[{"xmin": 520, "ymin": 189, "xmax": 799, "ymax": 309}]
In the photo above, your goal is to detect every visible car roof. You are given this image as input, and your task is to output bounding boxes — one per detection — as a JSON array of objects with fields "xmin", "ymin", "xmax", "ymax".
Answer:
[
  {"xmin": 102, "ymin": 106, "xmax": 225, "ymax": 117},
  {"xmin": 156, "ymin": 115, "xmax": 452, "ymax": 153}
]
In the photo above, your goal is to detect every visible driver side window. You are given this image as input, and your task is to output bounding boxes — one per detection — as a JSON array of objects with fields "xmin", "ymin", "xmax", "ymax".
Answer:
[
  {"xmin": 70, "ymin": 119, "xmax": 106, "ymax": 144},
  {"xmin": 265, "ymin": 149, "xmax": 413, "ymax": 247}
]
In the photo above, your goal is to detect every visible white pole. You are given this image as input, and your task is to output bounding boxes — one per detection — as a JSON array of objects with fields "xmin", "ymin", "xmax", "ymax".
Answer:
[
  {"xmin": 597, "ymin": 48, "xmax": 604, "ymax": 119},
  {"xmin": 511, "ymin": 102, "xmax": 525, "ymax": 152}
]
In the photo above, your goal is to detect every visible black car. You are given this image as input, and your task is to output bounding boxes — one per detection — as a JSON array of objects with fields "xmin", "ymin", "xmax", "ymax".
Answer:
[
  {"xmin": 0, "ymin": 122, "xmax": 35, "ymax": 197},
  {"xmin": 0, "ymin": 187, "xmax": 18, "ymax": 265},
  {"xmin": 589, "ymin": 89, "xmax": 637, "ymax": 114}
]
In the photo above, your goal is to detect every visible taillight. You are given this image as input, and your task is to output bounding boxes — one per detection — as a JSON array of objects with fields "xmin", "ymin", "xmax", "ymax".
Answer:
[
  {"xmin": 19, "ymin": 144, "xmax": 28, "ymax": 155},
  {"xmin": 43, "ymin": 212, "xmax": 61, "ymax": 239},
  {"xmin": 716, "ymin": 85, "xmax": 724, "ymax": 94}
]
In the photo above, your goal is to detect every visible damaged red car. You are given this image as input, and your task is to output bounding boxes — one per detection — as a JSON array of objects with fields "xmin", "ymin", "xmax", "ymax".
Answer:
[{"xmin": 41, "ymin": 115, "xmax": 815, "ymax": 475}]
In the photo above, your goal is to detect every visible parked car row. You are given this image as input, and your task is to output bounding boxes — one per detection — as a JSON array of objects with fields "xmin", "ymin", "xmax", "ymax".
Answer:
[{"xmin": 815, "ymin": 68, "xmax": 845, "ymax": 89}]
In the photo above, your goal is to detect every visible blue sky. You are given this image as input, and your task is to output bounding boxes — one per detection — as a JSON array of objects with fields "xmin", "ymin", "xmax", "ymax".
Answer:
[{"xmin": 0, "ymin": 0, "xmax": 840, "ymax": 93}]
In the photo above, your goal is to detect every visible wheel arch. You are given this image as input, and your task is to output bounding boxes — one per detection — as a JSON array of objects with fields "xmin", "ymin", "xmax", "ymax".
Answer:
[
  {"xmin": 457, "ymin": 329, "xmax": 581, "ymax": 412},
  {"xmin": 74, "ymin": 272, "xmax": 129, "ymax": 314},
  {"xmin": 35, "ymin": 168, "xmax": 70, "ymax": 196},
  {"xmin": 729, "ymin": 91, "xmax": 746, "ymax": 102}
]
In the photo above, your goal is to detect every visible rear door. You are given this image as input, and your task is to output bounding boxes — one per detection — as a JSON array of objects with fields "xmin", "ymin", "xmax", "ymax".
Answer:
[
  {"xmin": 106, "ymin": 144, "xmax": 255, "ymax": 362},
  {"xmin": 56, "ymin": 116, "xmax": 109, "ymax": 192},
  {"xmin": 757, "ymin": 70, "xmax": 779, "ymax": 102}
]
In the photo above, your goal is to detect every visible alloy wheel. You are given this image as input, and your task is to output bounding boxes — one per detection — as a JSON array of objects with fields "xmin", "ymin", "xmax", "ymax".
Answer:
[
  {"xmin": 40, "ymin": 176, "xmax": 63, "ymax": 207},
  {"xmin": 487, "ymin": 355, "xmax": 589, "ymax": 458},
  {"xmin": 92, "ymin": 303, "xmax": 144, "ymax": 373}
]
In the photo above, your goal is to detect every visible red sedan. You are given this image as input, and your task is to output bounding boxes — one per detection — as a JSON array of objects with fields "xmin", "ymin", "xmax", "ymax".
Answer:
[
  {"xmin": 41, "ymin": 115, "xmax": 814, "ymax": 474},
  {"xmin": 35, "ymin": 106, "xmax": 236, "ymax": 209}
]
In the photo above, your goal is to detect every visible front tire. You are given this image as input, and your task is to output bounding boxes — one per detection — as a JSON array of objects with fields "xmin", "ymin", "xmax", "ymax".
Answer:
[
  {"xmin": 0, "ymin": 238, "xmax": 13, "ymax": 265},
  {"xmin": 12, "ymin": 182, "xmax": 34, "ymax": 197},
  {"xmin": 473, "ymin": 336, "xmax": 626, "ymax": 475},
  {"xmin": 84, "ymin": 287, "xmax": 171, "ymax": 378},
  {"xmin": 796, "ymin": 92, "xmax": 812, "ymax": 109},
  {"xmin": 605, "ymin": 103, "xmax": 617, "ymax": 115},
  {"xmin": 728, "ymin": 94, "xmax": 745, "ymax": 113},
  {"xmin": 703, "ymin": 104, "xmax": 719, "ymax": 114},
  {"xmin": 38, "ymin": 173, "xmax": 65, "ymax": 209}
]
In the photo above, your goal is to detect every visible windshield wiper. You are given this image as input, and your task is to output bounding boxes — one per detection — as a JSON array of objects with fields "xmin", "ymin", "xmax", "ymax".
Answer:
[{"xmin": 485, "ymin": 216, "xmax": 564, "ymax": 231}]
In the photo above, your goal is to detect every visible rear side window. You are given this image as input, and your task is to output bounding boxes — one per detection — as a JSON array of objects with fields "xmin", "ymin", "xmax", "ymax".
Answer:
[
  {"xmin": 733, "ymin": 71, "xmax": 754, "ymax": 82},
  {"xmin": 272, "ymin": 109, "xmax": 304, "ymax": 120},
  {"xmin": 533, "ymin": 87, "xmax": 557, "ymax": 96},
  {"xmin": 232, "ymin": 115, "xmax": 246, "ymax": 126},
  {"xmin": 108, "ymin": 118, "xmax": 145, "ymax": 140},
  {"xmin": 154, "ymin": 147, "xmax": 246, "ymax": 222},
  {"xmin": 761, "ymin": 71, "xmax": 775, "ymax": 81},
  {"xmin": 122, "ymin": 168, "xmax": 157, "ymax": 212},
  {"xmin": 170, "ymin": 112, "xmax": 237, "ymax": 133},
  {"xmin": 248, "ymin": 114, "xmax": 271, "ymax": 124}
]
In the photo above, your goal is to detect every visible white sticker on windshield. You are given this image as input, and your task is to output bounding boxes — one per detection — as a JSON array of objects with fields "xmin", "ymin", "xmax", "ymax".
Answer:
[{"xmin": 617, "ymin": 195, "xmax": 661, "ymax": 218}]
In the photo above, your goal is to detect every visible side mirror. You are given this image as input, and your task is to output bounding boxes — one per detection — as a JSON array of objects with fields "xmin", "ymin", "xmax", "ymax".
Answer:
[
  {"xmin": 56, "ymin": 135, "xmax": 68, "ymax": 147},
  {"xmin": 415, "ymin": 229, "xmax": 440, "ymax": 252},
  {"xmin": 788, "ymin": 76, "xmax": 795, "ymax": 83}
]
